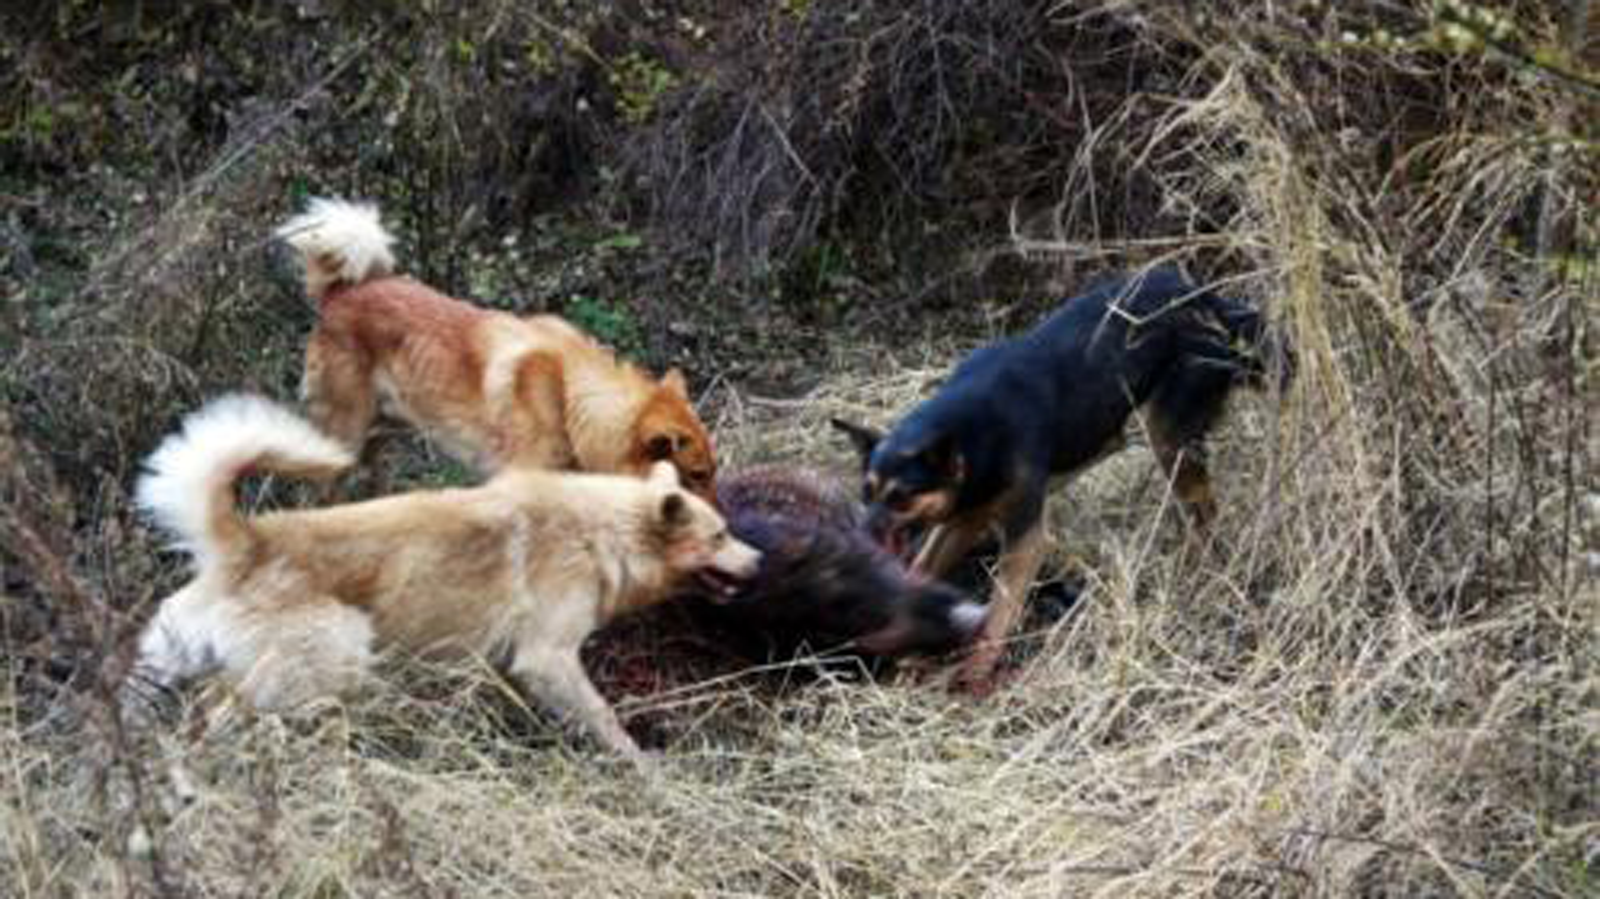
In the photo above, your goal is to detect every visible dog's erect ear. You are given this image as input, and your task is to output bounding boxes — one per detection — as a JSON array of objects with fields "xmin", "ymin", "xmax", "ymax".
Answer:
[
  {"xmin": 830, "ymin": 418, "xmax": 883, "ymax": 465},
  {"xmin": 661, "ymin": 368, "xmax": 689, "ymax": 399},
  {"xmin": 659, "ymin": 491, "xmax": 690, "ymax": 529}
]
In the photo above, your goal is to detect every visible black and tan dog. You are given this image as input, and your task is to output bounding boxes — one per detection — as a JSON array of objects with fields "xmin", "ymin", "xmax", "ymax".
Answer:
[{"xmin": 833, "ymin": 267, "xmax": 1291, "ymax": 687}]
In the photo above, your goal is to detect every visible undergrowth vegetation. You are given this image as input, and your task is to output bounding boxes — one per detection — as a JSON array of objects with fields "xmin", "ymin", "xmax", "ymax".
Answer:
[{"xmin": 2, "ymin": 1, "xmax": 1594, "ymax": 895}]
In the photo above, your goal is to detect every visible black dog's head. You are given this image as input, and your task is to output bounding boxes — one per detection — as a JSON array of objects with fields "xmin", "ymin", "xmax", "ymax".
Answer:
[{"xmin": 830, "ymin": 417, "xmax": 966, "ymax": 558}]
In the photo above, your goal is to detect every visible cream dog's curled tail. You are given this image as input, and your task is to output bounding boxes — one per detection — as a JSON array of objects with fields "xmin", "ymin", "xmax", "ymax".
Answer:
[{"xmin": 137, "ymin": 394, "xmax": 353, "ymax": 570}]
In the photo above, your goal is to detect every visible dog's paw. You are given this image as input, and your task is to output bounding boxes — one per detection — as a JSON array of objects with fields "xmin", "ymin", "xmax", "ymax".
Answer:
[
  {"xmin": 950, "ymin": 647, "xmax": 1007, "ymax": 698},
  {"xmin": 952, "ymin": 670, "xmax": 999, "ymax": 699},
  {"xmin": 619, "ymin": 746, "xmax": 667, "ymax": 780}
]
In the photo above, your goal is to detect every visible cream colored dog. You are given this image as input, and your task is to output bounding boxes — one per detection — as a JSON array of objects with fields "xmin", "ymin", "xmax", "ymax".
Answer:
[{"xmin": 125, "ymin": 394, "xmax": 759, "ymax": 762}]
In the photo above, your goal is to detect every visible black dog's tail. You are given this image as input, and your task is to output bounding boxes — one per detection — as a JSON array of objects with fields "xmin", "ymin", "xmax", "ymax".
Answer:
[{"xmin": 1187, "ymin": 289, "xmax": 1294, "ymax": 393}]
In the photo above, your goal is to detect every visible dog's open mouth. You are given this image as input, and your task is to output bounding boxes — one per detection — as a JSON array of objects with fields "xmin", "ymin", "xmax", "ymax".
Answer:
[{"xmin": 695, "ymin": 567, "xmax": 750, "ymax": 601}]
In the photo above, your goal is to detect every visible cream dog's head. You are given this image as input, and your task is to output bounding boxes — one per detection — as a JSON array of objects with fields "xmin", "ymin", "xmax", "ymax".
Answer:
[{"xmin": 645, "ymin": 462, "xmax": 760, "ymax": 598}]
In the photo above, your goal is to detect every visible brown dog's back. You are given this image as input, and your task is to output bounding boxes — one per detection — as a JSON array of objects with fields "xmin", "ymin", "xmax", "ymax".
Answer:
[{"xmin": 278, "ymin": 198, "xmax": 719, "ymax": 499}]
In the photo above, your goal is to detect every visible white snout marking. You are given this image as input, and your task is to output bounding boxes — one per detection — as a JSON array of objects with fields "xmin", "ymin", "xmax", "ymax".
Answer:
[{"xmin": 949, "ymin": 601, "xmax": 987, "ymax": 634}]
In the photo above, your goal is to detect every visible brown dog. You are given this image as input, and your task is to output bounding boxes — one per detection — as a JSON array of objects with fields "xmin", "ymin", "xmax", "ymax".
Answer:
[
  {"xmin": 124, "ymin": 394, "xmax": 758, "ymax": 762},
  {"xmin": 275, "ymin": 198, "xmax": 718, "ymax": 501}
]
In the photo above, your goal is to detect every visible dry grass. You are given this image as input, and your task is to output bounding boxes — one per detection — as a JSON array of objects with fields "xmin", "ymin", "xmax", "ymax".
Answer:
[
  {"xmin": 4, "ymin": 329, "xmax": 1593, "ymax": 895},
  {"xmin": 3, "ymin": 2, "xmax": 1595, "ymax": 896}
]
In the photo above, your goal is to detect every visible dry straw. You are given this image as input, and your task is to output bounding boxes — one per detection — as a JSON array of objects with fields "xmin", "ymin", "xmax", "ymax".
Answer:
[{"xmin": 3, "ymin": 1, "xmax": 1593, "ymax": 896}]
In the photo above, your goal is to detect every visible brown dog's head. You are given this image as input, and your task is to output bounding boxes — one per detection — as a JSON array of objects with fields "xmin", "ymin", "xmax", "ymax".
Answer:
[
  {"xmin": 646, "ymin": 462, "xmax": 759, "ymax": 597},
  {"xmin": 632, "ymin": 369, "xmax": 718, "ymax": 503}
]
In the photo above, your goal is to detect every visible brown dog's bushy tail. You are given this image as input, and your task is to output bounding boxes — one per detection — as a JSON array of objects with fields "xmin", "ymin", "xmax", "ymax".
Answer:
[
  {"xmin": 275, "ymin": 197, "xmax": 397, "ymax": 301},
  {"xmin": 137, "ymin": 395, "xmax": 354, "ymax": 570}
]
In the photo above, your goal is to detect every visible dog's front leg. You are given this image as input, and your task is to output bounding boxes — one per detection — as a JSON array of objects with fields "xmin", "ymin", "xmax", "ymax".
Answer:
[
  {"xmin": 959, "ymin": 495, "xmax": 1048, "ymax": 691},
  {"xmin": 499, "ymin": 350, "xmax": 578, "ymax": 471},
  {"xmin": 1165, "ymin": 449, "xmax": 1217, "ymax": 531},
  {"xmin": 509, "ymin": 644, "xmax": 649, "ymax": 765},
  {"xmin": 912, "ymin": 518, "xmax": 986, "ymax": 578},
  {"xmin": 1146, "ymin": 411, "xmax": 1218, "ymax": 531}
]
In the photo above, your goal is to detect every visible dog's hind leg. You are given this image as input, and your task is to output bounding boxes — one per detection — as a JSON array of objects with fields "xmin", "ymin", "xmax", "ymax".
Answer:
[
  {"xmin": 122, "ymin": 585, "xmax": 225, "ymax": 726},
  {"xmin": 301, "ymin": 335, "xmax": 380, "ymax": 500},
  {"xmin": 301, "ymin": 333, "xmax": 379, "ymax": 457},
  {"xmin": 238, "ymin": 605, "xmax": 375, "ymax": 714},
  {"xmin": 508, "ymin": 642, "xmax": 648, "ymax": 765}
]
